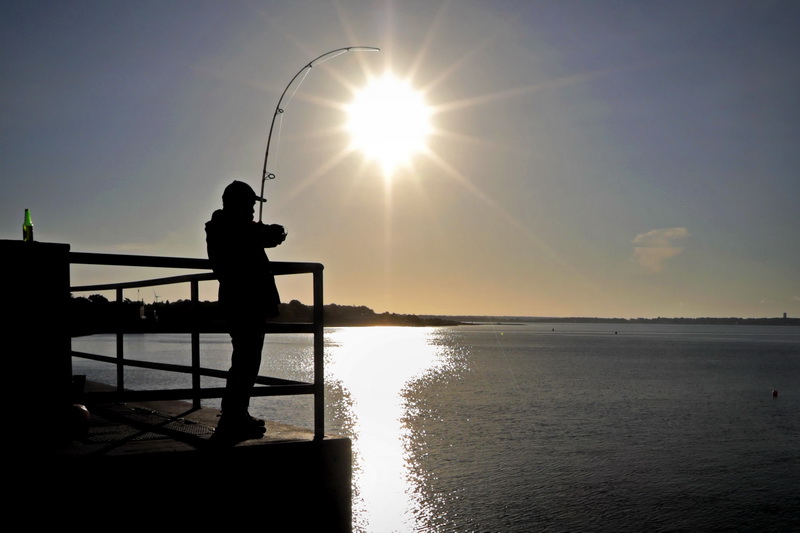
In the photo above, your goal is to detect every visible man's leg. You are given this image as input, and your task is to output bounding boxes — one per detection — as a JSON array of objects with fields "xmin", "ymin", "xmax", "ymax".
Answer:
[
  {"xmin": 216, "ymin": 328, "xmax": 267, "ymax": 440},
  {"xmin": 222, "ymin": 329, "xmax": 264, "ymax": 416}
]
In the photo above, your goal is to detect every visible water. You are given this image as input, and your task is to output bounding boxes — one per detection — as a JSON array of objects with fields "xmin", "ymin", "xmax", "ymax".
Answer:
[{"xmin": 72, "ymin": 323, "xmax": 800, "ymax": 532}]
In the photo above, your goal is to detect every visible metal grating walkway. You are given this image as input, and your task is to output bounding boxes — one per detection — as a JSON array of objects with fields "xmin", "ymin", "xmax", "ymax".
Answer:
[{"xmin": 85, "ymin": 404, "xmax": 215, "ymax": 444}]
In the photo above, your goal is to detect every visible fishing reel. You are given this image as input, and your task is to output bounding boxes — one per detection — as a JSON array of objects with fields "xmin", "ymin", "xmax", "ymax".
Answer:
[{"xmin": 261, "ymin": 223, "xmax": 287, "ymax": 248}]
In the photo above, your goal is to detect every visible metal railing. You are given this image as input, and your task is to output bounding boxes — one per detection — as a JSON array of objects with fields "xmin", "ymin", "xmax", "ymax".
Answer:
[{"xmin": 69, "ymin": 251, "xmax": 326, "ymax": 439}]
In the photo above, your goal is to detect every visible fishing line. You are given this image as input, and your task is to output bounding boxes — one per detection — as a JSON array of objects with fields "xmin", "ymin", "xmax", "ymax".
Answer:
[
  {"xmin": 490, "ymin": 320, "xmax": 522, "ymax": 394},
  {"xmin": 267, "ymin": 67, "xmax": 311, "ymax": 186}
]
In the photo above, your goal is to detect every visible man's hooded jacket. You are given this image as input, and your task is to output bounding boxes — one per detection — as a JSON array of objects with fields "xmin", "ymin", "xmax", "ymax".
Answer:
[{"xmin": 205, "ymin": 209, "xmax": 284, "ymax": 323}]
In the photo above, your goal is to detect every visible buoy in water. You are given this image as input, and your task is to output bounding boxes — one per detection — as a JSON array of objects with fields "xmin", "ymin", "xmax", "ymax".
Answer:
[{"xmin": 772, "ymin": 390, "xmax": 779, "ymax": 397}]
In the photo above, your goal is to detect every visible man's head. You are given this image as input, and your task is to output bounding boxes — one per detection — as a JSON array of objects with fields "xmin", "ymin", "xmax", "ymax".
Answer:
[{"xmin": 222, "ymin": 181, "xmax": 265, "ymax": 220}]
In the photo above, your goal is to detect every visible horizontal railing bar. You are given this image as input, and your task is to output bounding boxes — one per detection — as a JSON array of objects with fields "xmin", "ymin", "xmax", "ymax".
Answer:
[
  {"xmin": 72, "ymin": 351, "xmax": 309, "ymax": 387},
  {"xmin": 71, "ymin": 323, "xmax": 317, "ymax": 336},
  {"xmin": 84, "ymin": 384, "xmax": 317, "ymax": 403},
  {"xmin": 70, "ymin": 251, "xmax": 210, "ymax": 269},
  {"xmin": 71, "ymin": 272, "xmax": 217, "ymax": 292},
  {"xmin": 272, "ymin": 262, "xmax": 325, "ymax": 275},
  {"xmin": 69, "ymin": 251, "xmax": 322, "ymax": 274}
]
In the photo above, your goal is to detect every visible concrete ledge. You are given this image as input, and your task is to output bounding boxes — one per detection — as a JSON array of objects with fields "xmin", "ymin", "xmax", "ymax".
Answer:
[{"xmin": 15, "ymin": 383, "xmax": 353, "ymax": 532}]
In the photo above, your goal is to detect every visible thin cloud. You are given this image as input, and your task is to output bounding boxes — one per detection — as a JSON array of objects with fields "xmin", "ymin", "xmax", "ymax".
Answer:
[{"xmin": 632, "ymin": 227, "xmax": 689, "ymax": 273}]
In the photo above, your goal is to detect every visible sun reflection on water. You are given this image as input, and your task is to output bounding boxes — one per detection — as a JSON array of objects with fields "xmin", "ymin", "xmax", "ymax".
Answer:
[{"xmin": 325, "ymin": 327, "xmax": 459, "ymax": 533}]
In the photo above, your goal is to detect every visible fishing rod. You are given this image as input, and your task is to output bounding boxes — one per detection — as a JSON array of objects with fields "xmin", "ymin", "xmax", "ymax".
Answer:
[{"xmin": 258, "ymin": 46, "xmax": 380, "ymax": 222}]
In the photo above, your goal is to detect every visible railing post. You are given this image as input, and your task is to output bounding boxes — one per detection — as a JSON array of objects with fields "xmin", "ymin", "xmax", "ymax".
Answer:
[
  {"xmin": 191, "ymin": 279, "xmax": 201, "ymax": 409},
  {"xmin": 116, "ymin": 287, "xmax": 125, "ymax": 392},
  {"xmin": 313, "ymin": 267, "xmax": 325, "ymax": 439}
]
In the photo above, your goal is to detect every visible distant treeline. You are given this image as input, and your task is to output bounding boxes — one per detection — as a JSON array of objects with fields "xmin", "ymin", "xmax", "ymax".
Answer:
[
  {"xmin": 68, "ymin": 294, "xmax": 798, "ymax": 336},
  {"xmin": 69, "ymin": 294, "xmax": 462, "ymax": 335}
]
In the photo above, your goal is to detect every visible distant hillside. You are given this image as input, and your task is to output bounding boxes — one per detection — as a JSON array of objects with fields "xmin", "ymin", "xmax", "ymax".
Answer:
[
  {"xmin": 275, "ymin": 301, "xmax": 463, "ymax": 327},
  {"xmin": 427, "ymin": 315, "xmax": 800, "ymax": 326}
]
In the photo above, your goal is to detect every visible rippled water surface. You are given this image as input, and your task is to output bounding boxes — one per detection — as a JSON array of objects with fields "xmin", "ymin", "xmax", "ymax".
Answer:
[{"xmin": 73, "ymin": 324, "xmax": 800, "ymax": 532}]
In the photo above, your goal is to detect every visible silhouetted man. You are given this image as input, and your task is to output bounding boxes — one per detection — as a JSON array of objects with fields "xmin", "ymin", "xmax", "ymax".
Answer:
[{"xmin": 205, "ymin": 180, "xmax": 287, "ymax": 441}]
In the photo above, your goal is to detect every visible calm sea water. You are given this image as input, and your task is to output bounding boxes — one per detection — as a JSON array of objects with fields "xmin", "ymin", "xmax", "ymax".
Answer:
[{"xmin": 72, "ymin": 323, "xmax": 800, "ymax": 532}]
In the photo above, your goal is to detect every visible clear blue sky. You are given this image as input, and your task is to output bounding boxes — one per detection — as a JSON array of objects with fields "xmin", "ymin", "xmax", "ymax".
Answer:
[{"xmin": 2, "ymin": 0, "xmax": 798, "ymax": 318}]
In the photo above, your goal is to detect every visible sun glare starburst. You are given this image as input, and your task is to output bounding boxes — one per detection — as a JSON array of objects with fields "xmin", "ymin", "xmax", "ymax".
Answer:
[{"xmin": 345, "ymin": 73, "xmax": 433, "ymax": 178}]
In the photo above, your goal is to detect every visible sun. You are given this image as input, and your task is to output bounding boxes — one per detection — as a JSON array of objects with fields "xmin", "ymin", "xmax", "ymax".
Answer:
[{"xmin": 345, "ymin": 73, "xmax": 433, "ymax": 178}]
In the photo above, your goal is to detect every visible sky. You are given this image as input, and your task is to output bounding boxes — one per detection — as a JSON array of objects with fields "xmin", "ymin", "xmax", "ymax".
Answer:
[{"xmin": 2, "ymin": 0, "xmax": 798, "ymax": 319}]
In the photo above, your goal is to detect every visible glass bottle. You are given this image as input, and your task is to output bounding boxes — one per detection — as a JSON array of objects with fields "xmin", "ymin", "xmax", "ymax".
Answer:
[{"xmin": 23, "ymin": 208, "xmax": 34, "ymax": 242}]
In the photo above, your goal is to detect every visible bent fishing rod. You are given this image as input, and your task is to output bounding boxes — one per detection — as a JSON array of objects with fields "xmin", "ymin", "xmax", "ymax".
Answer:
[{"xmin": 258, "ymin": 46, "xmax": 380, "ymax": 222}]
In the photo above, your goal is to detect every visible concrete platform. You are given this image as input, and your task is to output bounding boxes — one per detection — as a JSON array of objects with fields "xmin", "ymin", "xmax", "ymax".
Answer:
[{"xmin": 13, "ymin": 381, "xmax": 353, "ymax": 532}]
